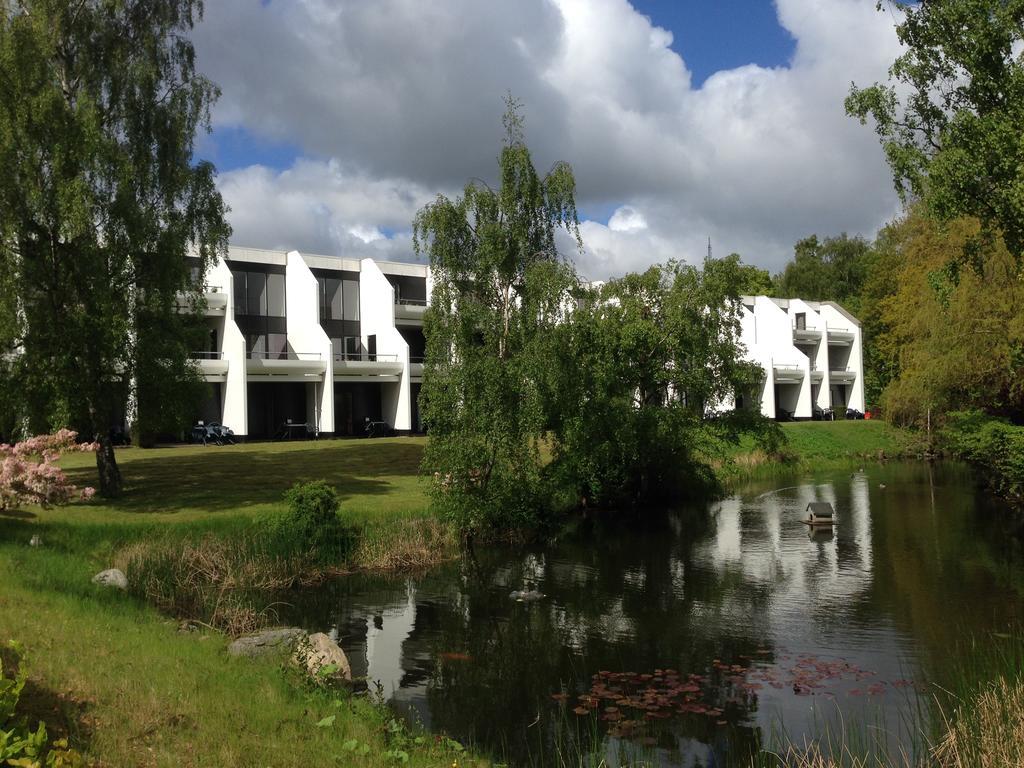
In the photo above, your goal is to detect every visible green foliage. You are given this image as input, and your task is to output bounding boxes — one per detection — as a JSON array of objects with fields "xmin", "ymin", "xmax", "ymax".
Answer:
[
  {"xmin": 942, "ymin": 411, "xmax": 1024, "ymax": 501},
  {"xmin": 720, "ymin": 252, "xmax": 774, "ymax": 295},
  {"xmin": 547, "ymin": 259, "xmax": 768, "ymax": 507},
  {"xmin": 414, "ymin": 97, "xmax": 581, "ymax": 535},
  {"xmin": 281, "ymin": 480, "xmax": 346, "ymax": 559},
  {"xmin": 772, "ymin": 233, "xmax": 875, "ymax": 316},
  {"xmin": 0, "ymin": 643, "xmax": 83, "ymax": 768},
  {"xmin": 846, "ymin": 0, "xmax": 1024, "ymax": 264},
  {"xmin": 871, "ymin": 212, "xmax": 1024, "ymax": 427},
  {"xmin": 0, "ymin": 1, "xmax": 230, "ymax": 494}
]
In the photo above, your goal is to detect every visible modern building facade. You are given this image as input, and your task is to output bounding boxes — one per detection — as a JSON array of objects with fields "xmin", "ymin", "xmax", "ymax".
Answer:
[
  {"xmin": 190, "ymin": 246, "xmax": 429, "ymax": 439},
  {"xmin": 187, "ymin": 250, "xmax": 863, "ymax": 437},
  {"xmin": 734, "ymin": 296, "xmax": 865, "ymax": 419}
]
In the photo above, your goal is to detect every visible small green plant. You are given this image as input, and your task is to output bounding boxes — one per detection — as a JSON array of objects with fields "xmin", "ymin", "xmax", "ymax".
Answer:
[
  {"xmin": 279, "ymin": 480, "xmax": 347, "ymax": 561},
  {"xmin": 0, "ymin": 643, "xmax": 84, "ymax": 768}
]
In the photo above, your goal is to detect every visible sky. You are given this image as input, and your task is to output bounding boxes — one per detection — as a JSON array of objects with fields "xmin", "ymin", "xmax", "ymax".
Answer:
[{"xmin": 192, "ymin": 0, "xmax": 906, "ymax": 280}]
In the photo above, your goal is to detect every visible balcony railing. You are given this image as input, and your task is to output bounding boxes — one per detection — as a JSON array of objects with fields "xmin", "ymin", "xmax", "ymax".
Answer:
[
  {"xmin": 826, "ymin": 323, "xmax": 851, "ymax": 333},
  {"xmin": 830, "ymin": 366, "xmax": 855, "ymax": 374},
  {"xmin": 773, "ymin": 363, "xmax": 802, "ymax": 371},
  {"xmin": 248, "ymin": 351, "xmax": 322, "ymax": 361},
  {"xmin": 333, "ymin": 352, "xmax": 399, "ymax": 363},
  {"xmin": 396, "ymin": 298, "xmax": 427, "ymax": 307},
  {"xmin": 409, "ymin": 356, "xmax": 426, "ymax": 364},
  {"xmin": 191, "ymin": 351, "xmax": 224, "ymax": 360}
]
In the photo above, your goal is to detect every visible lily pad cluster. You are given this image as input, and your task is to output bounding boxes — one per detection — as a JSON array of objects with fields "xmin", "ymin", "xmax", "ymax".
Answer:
[{"xmin": 553, "ymin": 668, "xmax": 733, "ymax": 739}]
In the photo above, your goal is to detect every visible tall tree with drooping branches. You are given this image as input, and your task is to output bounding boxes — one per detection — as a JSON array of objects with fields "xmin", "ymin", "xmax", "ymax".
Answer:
[
  {"xmin": 0, "ymin": 0, "xmax": 230, "ymax": 495},
  {"xmin": 413, "ymin": 98, "xmax": 580, "ymax": 535}
]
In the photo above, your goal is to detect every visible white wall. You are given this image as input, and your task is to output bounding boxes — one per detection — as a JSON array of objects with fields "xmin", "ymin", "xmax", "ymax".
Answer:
[
  {"xmin": 286, "ymin": 251, "xmax": 334, "ymax": 434},
  {"xmin": 360, "ymin": 259, "xmax": 411, "ymax": 431},
  {"xmin": 738, "ymin": 296, "xmax": 865, "ymax": 419},
  {"xmin": 211, "ymin": 255, "xmax": 248, "ymax": 436}
]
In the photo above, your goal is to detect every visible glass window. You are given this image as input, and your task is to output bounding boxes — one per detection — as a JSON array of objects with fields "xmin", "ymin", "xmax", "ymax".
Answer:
[
  {"xmin": 344, "ymin": 336, "xmax": 360, "ymax": 360},
  {"xmin": 331, "ymin": 337, "xmax": 343, "ymax": 360},
  {"xmin": 247, "ymin": 333, "xmax": 265, "ymax": 358},
  {"xmin": 342, "ymin": 279, "xmax": 359, "ymax": 321},
  {"xmin": 266, "ymin": 273, "xmax": 286, "ymax": 317},
  {"xmin": 233, "ymin": 272, "xmax": 247, "ymax": 316},
  {"xmin": 267, "ymin": 333, "xmax": 287, "ymax": 359},
  {"xmin": 246, "ymin": 271, "xmax": 266, "ymax": 316},
  {"xmin": 329, "ymin": 278, "xmax": 343, "ymax": 320}
]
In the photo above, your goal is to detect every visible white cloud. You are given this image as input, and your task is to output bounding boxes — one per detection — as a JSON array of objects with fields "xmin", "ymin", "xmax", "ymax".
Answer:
[{"xmin": 195, "ymin": 0, "xmax": 906, "ymax": 278}]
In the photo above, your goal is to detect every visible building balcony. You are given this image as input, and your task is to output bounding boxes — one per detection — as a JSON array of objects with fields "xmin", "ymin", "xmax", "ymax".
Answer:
[
  {"xmin": 191, "ymin": 351, "xmax": 229, "ymax": 380},
  {"xmin": 826, "ymin": 324, "xmax": 855, "ymax": 345},
  {"xmin": 792, "ymin": 323, "xmax": 823, "ymax": 345},
  {"xmin": 175, "ymin": 285, "xmax": 229, "ymax": 316},
  {"xmin": 409, "ymin": 356, "xmax": 425, "ymax": 379},
  {"xmin": 333, "ymin": 352, "xmax": 403, "ymax": 379},
  {"xmin": 772, "ymin": 362, "xmax": 805, "ymax": 383},
  {"xmin": 830, "ymin": 367, "xmax": 857, "ymax": 382},
  {"xmin": 246, "ymin": 351, "xmax": 325, "ymax": 376},
  {"xmin": 394, "ymin": 298, "xmax": 427, "ymax": 325}
]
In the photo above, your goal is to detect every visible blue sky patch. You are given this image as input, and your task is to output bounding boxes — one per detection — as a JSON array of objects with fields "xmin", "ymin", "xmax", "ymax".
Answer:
[{"xmin": 631, "ymin": 0, "xmax": 795, "ymax": 87}]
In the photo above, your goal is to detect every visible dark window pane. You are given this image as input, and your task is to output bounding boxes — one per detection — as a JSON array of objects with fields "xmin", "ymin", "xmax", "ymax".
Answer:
[
  {"xmin": 344, "ymin": 336, "xmax": 360, "ymax": 359},
  {"xmin": 268, "ymin": 333, "xmax": 287, "ymax": 359},
  {"xmin": 266, "ymin": 273, "xmax": 286, "ymax": 317},
  {"xmin": 247, "ymin": 272, "xmax": 267, "ymax": 316},
  {"xmin": 233, "ymin": 272, "xmax": 246, "ymax": 316},
  {"xmin": 248, "ymin": 333, "xmax": 265, "ymax": 357},
  {"xmin": 329, "ymin": 278, "xmax": 343, "ymax": 320},
  {"xmin": 343, "ymin": 279, "xmax": 359, "ymax": 321}
]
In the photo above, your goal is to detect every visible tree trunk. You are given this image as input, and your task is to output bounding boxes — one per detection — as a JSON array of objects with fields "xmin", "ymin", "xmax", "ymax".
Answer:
[{"xmin": 95, "ymin": 435, "xmax": 122, "ymax": 497}]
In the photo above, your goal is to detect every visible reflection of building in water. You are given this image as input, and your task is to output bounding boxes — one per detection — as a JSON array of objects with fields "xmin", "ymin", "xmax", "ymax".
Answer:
[
  {"xmin": 365, "ymin": 580, "xmax": 417, "ymax": 697},
  {"xmin": 697, "ymin": 478, "xmax": 877, "ymax": 641}
]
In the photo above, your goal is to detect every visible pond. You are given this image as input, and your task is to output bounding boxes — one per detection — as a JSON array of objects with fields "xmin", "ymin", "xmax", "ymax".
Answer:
[{"xmin": 278, "ymin": 462, "xmax": 1024, "ymax": 766}]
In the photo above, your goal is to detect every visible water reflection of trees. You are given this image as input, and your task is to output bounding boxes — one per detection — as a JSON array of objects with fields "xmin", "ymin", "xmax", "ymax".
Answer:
[{"xmin": 276, "ymin": 463, "xmax": 1024, "ymax": 766}]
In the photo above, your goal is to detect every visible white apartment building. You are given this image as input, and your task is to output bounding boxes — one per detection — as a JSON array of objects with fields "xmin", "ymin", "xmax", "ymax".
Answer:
[
  {"xmin": 187, "ymin": 250, "xmax": 864, "ymax": 438},
  {"xmin": 190, "ymin": 246, "xmax": 430, "ymax": 439},
  {"xmin": 735, "ymin": 296, "xmax": 865, "ymax": 419}
]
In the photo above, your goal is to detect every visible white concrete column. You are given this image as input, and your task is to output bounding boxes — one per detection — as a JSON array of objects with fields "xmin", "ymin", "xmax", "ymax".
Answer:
[
  {"xmin": 359, "ymin": 259, "xmax": 411, "ymax": 431},
  {"xmin": 212, "ymin": 255, "xmax": 248, "ymax": 436},
  {"xmin": 285, "ymin": 251, "xmax": 334, "ymax": 435}
]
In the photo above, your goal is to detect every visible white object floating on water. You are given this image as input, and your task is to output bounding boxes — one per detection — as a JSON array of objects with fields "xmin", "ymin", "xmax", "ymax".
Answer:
[{"xmin": 801, "ymin": 502, "xmax": 835, "ymax": 527}]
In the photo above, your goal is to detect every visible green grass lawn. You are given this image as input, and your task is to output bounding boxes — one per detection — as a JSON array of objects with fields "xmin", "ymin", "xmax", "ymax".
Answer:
[
  {"xmin": 714, "ymin": 419, "xmax": 922, "ymax": 485},
  {"xmin": 1, "ymin": 438, "xmax": 482, "ymax": 767}
]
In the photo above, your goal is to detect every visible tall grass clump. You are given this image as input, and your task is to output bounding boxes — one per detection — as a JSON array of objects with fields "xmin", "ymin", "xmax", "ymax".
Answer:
[{"xmin": 117, "ymin": 481, "xmax": 353, "ymax": 634}]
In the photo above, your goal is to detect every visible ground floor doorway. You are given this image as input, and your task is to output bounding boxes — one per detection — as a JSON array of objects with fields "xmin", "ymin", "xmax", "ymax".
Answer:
[{"xmin": 334, "ymin": 383, "xmax": 383, "ymax": 436}]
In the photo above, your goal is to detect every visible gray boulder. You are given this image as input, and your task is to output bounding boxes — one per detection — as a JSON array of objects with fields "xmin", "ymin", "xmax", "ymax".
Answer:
[
  {"xmin": 227, "ymin": 627, "xmax": 306, "ymax": 658},
  {"xmin": 92, "ymin": 568, "xmax": 128, "ymax": 590},
  {"xmin": 294, "ymin": 632, "xmax": 352, "ymax": 683}
]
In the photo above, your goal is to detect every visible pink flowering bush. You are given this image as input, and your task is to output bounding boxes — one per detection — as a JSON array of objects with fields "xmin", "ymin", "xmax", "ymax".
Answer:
[{"xmin": 0, "ymin": 429, "xmax": 99, "ymax": 510}]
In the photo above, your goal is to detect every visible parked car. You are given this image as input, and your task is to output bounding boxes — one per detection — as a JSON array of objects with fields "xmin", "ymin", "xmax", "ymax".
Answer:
[{"xmin": 845, "ymin": 408, "xmax": 865, "ymax": 420}]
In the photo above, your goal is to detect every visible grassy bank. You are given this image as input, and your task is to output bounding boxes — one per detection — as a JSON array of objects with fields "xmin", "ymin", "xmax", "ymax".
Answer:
[
  {"xmin": 713, "ymin": 420, "xmax": 922, "ymax": 486},
  {"xmin": 0, "ymin": 424, "xmax": 918, "ymax": 766}
]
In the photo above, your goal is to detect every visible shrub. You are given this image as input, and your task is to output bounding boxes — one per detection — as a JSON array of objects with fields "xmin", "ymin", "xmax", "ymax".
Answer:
[
  {"xmin": 0, "ymin": 430, "xmax": 98, "ymax": 511},
  {"xmin": 942, "ymin": 411, "xmax": 1024, "ymax": 500},
  {"xmin": 280, "ymin": 480, "xmax": 347, "ymax": 560}
]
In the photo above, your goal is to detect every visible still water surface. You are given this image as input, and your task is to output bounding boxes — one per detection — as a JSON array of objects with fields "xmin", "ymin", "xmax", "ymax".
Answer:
[{"xmin": 281, "ymin": 463, "xmax": 1024, "ymax": 765}]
